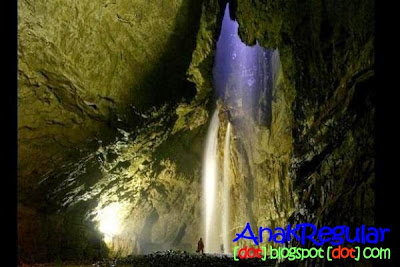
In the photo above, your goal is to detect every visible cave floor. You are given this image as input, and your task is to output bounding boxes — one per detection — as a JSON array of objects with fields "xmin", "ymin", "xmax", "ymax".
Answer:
[{"xmin": 20, "ymin": 251, "xmax": 276, "ymax": 266}]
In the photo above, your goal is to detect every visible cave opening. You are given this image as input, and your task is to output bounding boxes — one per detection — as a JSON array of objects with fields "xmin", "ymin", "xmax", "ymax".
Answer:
[
  {"xmin": 213, "ymin": 2, "xmax": 279, "ymax": 128},
  {"xmin": 202, "ymin": 2, "xmax": 283, "ymax": 254}
]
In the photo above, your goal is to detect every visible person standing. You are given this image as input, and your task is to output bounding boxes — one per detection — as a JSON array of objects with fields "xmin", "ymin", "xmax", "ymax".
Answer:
[{"xmin": 197, "ymin": 237, "xmax": 204, "ymax": 254}]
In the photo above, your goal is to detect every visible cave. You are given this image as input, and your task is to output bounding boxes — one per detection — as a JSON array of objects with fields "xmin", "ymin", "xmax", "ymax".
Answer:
[{"xmin": 17, "ymin": 0, "xmax": 383, "ymax": 266}]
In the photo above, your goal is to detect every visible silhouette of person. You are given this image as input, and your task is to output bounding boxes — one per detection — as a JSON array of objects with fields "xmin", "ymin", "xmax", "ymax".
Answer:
[{"xmin": 197, "ymin": 237, "xmax": 204, "ymax": 254}]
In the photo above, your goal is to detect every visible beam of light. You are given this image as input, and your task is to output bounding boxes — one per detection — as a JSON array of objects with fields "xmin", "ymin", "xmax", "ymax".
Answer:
[
  {"xmin": 97, "ymin": 202, "xmax": 124, "ymax": 243},
  {"xmin": 202, "ymin": 108, "xmax": 220, "ymax": 253},
  {"xmin": 213, "ymin": 3, "xmax": 277, "ymax": 125},
  {"xmin": 222, "ymin": 122, "xmax": 232, "ymax": 254}
]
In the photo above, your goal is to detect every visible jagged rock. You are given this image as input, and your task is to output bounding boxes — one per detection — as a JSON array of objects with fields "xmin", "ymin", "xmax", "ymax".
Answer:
[
  {"xmin": 233, "ymin": 1, "xmax": 374, "ymax": 266},
  {"xmin": 18, "ymin": 0, "xmax": 375, "ymax": 266}
]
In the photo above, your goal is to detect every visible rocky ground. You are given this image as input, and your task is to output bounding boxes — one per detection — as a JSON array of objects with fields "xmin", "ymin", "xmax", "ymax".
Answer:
[
  {"xmin": 20, "ymin": 250, "xmax": 276, "ymax": 267},
  {"xmin": 118, "ymin": 250, "xmax": 275, "ymax": 266}
]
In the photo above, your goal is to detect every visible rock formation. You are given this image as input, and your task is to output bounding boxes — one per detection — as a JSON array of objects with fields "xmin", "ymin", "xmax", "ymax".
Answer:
[{"xmin": 17, "ymin": 0, "xmax": 375, "ymax": 265}]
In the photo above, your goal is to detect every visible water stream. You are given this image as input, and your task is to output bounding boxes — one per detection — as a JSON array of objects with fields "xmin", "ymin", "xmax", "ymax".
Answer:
[
  {"xmin": 202, "ymin": 109, "xmax": 220, "ymax": 253},
  {"xmin": 222, "ymin": 122, "xmax": 231, "ymax": 253},
  {"xmin": 202, "ymin": 2, "xmax": 277, "ymax": 254}
]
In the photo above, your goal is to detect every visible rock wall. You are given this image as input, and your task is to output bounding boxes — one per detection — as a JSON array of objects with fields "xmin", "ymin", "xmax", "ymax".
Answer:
[
  {"xmin": 18, "ymin": 0, "xmax": 205, "ymax": 262},
  {"xmin": 18, "ymin": 0, "xmax": 202, "ymax": 188},
  {"xmin": 233, "ymin": 0, "xmax": 375, "ymax": 265},
  {"xmin": 18, "ymin": 0, "xmax": 375, "ymax": 264},
  {"xmin": 214, "ymin": 47, "xmax": 297, "ymax": 251}
]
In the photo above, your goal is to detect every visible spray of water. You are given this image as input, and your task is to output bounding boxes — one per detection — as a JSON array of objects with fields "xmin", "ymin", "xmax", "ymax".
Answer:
[
  {"xmin": 202, "ymin": 109, "xmax": 220, "ymax": 253},
  {"xmin": 222, "ymin": 122, "xmax": 231, "ymax": 253}
]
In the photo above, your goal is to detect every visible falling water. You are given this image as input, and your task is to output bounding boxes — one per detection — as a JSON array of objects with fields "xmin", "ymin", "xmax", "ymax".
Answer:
[
  {"xmin": 222, "ymin": 122, "xmax": 231, "ymax": 253},
  {"xmin": 202, "ymin": 2, "xmax": 278, "ymax": 254},
  {"xmin": 202, "ymin": 109, "xmax": 220, "ymax": 253}
]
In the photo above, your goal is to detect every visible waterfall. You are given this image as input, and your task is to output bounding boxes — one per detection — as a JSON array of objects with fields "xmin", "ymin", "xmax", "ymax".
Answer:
[
  {"xmin": 202, "ymin": 2, "xmax": 277, "ymax": 254},
  {"xmin": 222, "ymin": 122, "xmax": 231, "ymax": 254},
  {"xmin": 202, "ymin": 109, "xmax": 220, "ymax": 253}
]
